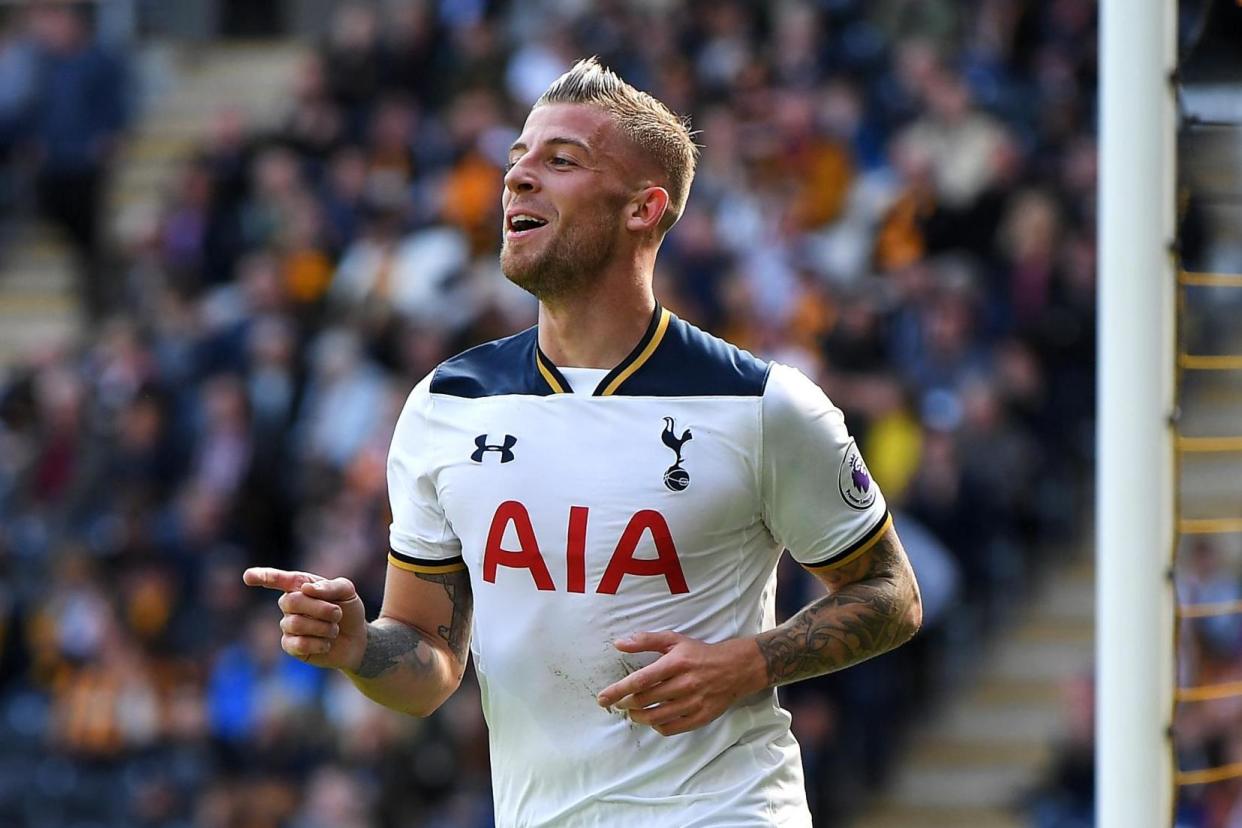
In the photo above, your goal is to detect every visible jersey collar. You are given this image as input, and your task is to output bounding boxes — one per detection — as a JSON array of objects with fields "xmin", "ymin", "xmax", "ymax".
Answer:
[{"xmin": 533, "ymin": 303, "xmax": 673, "ymax": 396}]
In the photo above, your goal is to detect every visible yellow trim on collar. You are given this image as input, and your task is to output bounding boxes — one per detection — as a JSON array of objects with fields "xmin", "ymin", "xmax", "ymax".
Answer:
[
  {"xmin": 598, "ymin": 308, "xmax": 671, "ymax": 396},
  {"xmin": 535, "ymin": 351, "xmax": 568, "ymax": 393}
]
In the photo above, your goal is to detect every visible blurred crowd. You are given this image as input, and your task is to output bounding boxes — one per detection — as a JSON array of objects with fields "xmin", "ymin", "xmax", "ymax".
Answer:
[
  {"xmin": 0, "ymin": 0, "xmax": 1107, "ymax": 826},
  {"xmin": 1172, "ymin": 536, "xmax": 1242, "ymax": 828},
  {"xmin": 1026, "ymin": 533, "xmax": 1242, "ymax": 828}
]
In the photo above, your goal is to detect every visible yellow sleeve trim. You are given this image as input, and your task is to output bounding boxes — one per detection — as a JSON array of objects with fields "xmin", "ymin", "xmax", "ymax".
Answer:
[
  {"xmin": 387, "ymin": 553, "xmax": 468, "ymax": 575},
  {"xmin": 805, "ymin": 512, "xmax": 894, "ymax": 572}
]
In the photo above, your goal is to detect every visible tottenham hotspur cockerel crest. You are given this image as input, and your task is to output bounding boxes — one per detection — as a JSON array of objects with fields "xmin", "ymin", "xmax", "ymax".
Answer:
[{"xmin": 661, "ymin": 417, "xmax": 692, "ymax": 491}]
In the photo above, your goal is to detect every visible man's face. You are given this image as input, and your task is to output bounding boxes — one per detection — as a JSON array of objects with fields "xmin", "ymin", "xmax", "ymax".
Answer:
[{"xmin": 500, "ymin": 104, "xmax": 634, "ymax": 300}]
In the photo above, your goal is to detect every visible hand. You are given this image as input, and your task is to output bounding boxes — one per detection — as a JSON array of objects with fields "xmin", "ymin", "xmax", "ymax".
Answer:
[
  {"xmin": 595, "ymin": 631, "xmax": 767, "ymax": 736},
  {"xmin": 242, "ymin": 567, "xmax": 368, "ymax": 671}
]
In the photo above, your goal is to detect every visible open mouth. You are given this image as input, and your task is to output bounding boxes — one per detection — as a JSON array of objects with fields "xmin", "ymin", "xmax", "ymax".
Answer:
[{"xmin": 506, "ymin": 213, "xmax": 549, "ymax": 239}]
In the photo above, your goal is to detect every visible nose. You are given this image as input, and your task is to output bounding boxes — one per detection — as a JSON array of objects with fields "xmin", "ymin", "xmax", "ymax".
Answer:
[{"xmin": 504, "ymin": 156, "xmax": 539, "ymax": 195}]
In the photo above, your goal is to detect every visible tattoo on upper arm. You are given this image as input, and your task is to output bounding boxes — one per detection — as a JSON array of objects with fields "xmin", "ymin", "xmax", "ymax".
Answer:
[
  {"xmin": 414, "ymin": 568, "xmax": 473, "ymax": 663},
  {"xmin": 757, "ymin": 531, "xmax": 919, "ymax": 687},
  {"xmin": 355, "ymin": 623, "xmax": 433, "ymax": 679}
]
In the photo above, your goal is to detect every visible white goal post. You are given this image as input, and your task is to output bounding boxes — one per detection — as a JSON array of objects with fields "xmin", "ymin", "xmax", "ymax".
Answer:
[{"xmin": 1096, "ymin": 0, "xmax": 1177, "ymax": 825}]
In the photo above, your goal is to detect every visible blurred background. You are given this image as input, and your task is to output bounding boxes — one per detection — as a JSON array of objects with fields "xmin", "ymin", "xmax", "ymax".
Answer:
[{"xmin": 0, "ymin": 0, "xmax": 1235, "ymax": 826}]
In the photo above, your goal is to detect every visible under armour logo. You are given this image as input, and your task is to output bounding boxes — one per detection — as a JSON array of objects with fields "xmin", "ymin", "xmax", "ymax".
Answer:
[
  {"xmin": 472, "ymin": 434, "xmax": 517, "ymax": 463},
  {"xmin": 661, "ymin": 417, "xmax": 692, "ymax": 491}
]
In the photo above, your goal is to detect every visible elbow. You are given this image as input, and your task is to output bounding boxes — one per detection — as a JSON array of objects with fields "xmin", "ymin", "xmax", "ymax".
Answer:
[
  {"xmin": 880, "ymin": 571, "xmax": 922, "ymax": 650},
  {"xmin": 407, "ymin": 700, "xmax": 442, "ymax": 720},
  {"xmin": 405, "ymin": 697, "xmax": 446, "ymax": 718},
  {"xmin": 405, "ymin": 696, "xmax": 443, "ymax": 718},
  {"xmin": 404, "ymin": 670, "xmax": 466, "ymax": 718},
  {"xmin": 901, "ymin": 581, "xmax": 923, "ymax": 643},
  {"xmin": 904, "ymin": 599, "xmax": 923, "ymax": 642}
]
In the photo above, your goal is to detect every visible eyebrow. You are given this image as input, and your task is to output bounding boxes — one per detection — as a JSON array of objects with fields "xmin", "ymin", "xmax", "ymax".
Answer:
[{"xmin": 508, "ymin": 136, "xmax": 594, "ymax": 157}]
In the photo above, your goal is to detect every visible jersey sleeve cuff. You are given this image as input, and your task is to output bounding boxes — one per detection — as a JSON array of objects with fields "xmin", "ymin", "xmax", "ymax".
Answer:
[
  {"xmin": 388, "ymin": 550, "xmax": 467, "ymax": 574},
  {"xmin": 801, "ymin": 511, "xmax": 893, "ymax": 572}
]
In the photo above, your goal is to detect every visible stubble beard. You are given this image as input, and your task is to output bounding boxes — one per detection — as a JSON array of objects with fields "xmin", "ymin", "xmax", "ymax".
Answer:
[{"xmin": 501, "ymin": 213, "xmax": 617, "ymax": 302}]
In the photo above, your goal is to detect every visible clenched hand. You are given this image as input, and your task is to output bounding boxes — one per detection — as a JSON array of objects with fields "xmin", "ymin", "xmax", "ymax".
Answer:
[{"xmin": 242, "ymin": 567, "xmax": 368, "ymax": 671}]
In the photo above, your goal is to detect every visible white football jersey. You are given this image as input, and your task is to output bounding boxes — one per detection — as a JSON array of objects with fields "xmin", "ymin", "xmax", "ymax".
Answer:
[{"xmin": 387, "ymin": 306, "xmax": 890, "ymax": 827}]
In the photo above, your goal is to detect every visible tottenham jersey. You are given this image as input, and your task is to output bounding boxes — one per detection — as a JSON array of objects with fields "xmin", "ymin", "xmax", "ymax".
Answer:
[{"xmin": 387, "ymin": 305, "xmax": 890, "ymax": 827}]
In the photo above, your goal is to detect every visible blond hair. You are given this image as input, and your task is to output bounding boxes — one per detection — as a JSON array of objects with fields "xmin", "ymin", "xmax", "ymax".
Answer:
[{"xmin": 535, "ymin": 57, "xmax": 698, "ymax": 232}]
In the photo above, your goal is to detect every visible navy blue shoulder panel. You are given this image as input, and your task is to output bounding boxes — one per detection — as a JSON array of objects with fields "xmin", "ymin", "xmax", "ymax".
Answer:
[
  {"xmin": 430, "ymin": 327, "xmax": 553, "ymax": 398},
  {"xmin": 615, "ymin": 314, "xmax": 770, "ymax": 397}
]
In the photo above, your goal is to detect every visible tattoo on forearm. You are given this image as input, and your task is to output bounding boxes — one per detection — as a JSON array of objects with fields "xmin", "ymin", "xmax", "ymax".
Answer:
[
  {"xmin": 758, "ymin": 532, "xmax": 920, "ymax": 687},
  {"xmin": 354, "ymin": 623, "xmax": 433, "ymax": 679},
  {"xmin": 414, "ymin": 569, "xmax": 473, "ymax": 663},
  {"xmin": 353, "ymin": 570, "xmax": 473, "ymax": 682}
]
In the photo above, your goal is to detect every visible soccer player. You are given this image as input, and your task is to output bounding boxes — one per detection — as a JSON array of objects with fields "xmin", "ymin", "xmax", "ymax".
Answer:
[{"xmin": 245, "ymin": 58, "xmax": 922, "ymax": 826}]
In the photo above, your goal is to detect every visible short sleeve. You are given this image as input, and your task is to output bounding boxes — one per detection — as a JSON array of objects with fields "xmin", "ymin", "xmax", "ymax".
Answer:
[
  {"xmin": 761, "ymin": 364, "xmax": 892, "ymax": 569},
  {"xmin": 386, "ymin": 374, "xmax": 465, "ymax": 574}
]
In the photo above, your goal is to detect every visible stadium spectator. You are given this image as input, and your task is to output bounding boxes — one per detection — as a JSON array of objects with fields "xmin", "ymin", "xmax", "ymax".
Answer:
[
  {"xmin": 0, "ymin": 10, "xmax": 35, "ymax": 218},
  {"xmin": 27, "ymin": 4, "xmax": 128, "ymax": 321}
]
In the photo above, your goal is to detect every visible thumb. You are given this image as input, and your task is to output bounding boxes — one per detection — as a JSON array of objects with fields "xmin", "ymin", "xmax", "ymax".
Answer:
[
  {"xmin": 301, "ymin": 577, "xmax": 359, "ymax": 603},
  {"xmin": 614, "ymin": 630, "xmax": 682, "ymax": 654}
]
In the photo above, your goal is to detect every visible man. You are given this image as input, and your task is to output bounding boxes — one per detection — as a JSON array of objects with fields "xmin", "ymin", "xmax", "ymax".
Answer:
[
  {"xmin": 245, "ymin": 58, "xmax": 922, "ymax": 826},
  {"xmin": 29, "ymin": 5, "xmax": 127, "ymax": 321}
]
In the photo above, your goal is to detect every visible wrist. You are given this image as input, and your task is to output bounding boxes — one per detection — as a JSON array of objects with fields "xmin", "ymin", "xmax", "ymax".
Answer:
[
  {"xmin": 339, "ymin": 622, "xmax": 372, "ymax": 676},
  {"xmin": 725, "ymin": 636, "xmax": 771, "ymax": 697}
]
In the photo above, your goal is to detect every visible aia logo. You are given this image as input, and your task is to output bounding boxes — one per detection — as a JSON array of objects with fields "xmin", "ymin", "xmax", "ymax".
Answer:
[
  {"xmin": 661, "ymin": 417, "xmax": 692, "ymax": 491},
  {"xmin": 483, "ymin": 501, "xmax": 688, "ymax": 595},
  {"xmin": 472, "ymin": 434, "xmax": 517, "ymax": 463}
]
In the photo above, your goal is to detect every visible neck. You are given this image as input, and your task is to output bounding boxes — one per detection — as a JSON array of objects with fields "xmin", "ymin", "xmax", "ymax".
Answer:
[{"xmin": 537, "ymin": 281, "xmax": 656, "ymax": 369}]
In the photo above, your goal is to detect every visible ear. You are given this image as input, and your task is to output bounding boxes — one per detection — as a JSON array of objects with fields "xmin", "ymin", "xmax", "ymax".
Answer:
[{"xmin": 625, "ymin": 186, "xmax": 670, "ymax": 234}]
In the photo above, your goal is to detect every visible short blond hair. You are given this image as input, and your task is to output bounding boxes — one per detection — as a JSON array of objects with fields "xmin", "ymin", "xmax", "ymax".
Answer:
[{"xmin": 535, "ymin": 57, "xmax": 698, "ymax": 232}]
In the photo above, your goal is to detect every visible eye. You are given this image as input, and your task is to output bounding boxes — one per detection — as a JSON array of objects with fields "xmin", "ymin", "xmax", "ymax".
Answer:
[{"xmin": 550, "ymin": 156, "xmax": 575, "ymax": 167}]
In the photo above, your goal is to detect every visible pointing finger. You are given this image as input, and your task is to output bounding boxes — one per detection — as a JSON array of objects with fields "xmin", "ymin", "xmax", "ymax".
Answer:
[{"xmin": 243, "ymin": 567, "xmax": 322, "ymax": 593}]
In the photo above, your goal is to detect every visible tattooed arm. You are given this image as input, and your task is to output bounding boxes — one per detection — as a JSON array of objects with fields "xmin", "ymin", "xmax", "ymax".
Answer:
[
  {"xmin": 755, "ymin": 526, "xmax": 921, "ymax": 686},
  {"xmin": 343, "ymin": 563, "xmax": 474, "ymax": 717},
  {"xmin": 595, "ymin": 526, "xmax": 920, "ymax": 736},
  {"xmin": 596, "ymin": 367, "xmax": 922, "ymax": 736}
]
